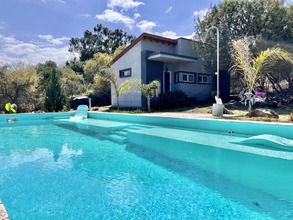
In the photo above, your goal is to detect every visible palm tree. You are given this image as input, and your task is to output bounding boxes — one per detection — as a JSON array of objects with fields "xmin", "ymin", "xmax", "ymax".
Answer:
[
  {"xmin": 230, "ymin": 37, "xmax": 293, "ymax": 116},
  {"xmin": 137, "ymin": 80, "xmax": 160, "ymax": 112},
  {"xmin": 100, "ymin": 68, "xmax": 133, "ymax": 110},
  {"xmin": 120, "ymin": 79, "xmax": 160, "ymax": 112}
]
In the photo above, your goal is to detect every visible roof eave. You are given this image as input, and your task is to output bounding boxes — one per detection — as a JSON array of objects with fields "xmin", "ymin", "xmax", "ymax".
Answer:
[{"xmin": 111, "ymin": 33, "xmax": 178, "ymax": 65}]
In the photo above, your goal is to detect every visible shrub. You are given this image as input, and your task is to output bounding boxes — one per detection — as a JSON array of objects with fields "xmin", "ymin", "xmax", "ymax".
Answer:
[{"xmin": 151, "ymin": 90, "xmax": 195, "ymax": 110}]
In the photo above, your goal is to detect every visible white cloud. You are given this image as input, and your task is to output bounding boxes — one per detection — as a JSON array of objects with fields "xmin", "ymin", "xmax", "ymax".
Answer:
[
  {"xmin": 133, "ymin": 13, "xmax": 141, "ymax": 19},
  {"xmin": 160, "ymin": 31, "xmax": 177, "ymax": 39},
  {"xmin": 0, "ymin": 34, "xmax": 75, "ymax": 66},
  {"xmin": 107, "ymin": 0, "xmax": 144, "ymax": 10},
  {"xmin": 38, "ymin": 34, "xmax": 70, "ymax": 46},
  {"xmin": 152, "ymin": 31, "xmax": 193, "ymax": 40},
  {"xmin": 80, "ymin": 13, "xmax": 92, "ymax": 18},
  {"xmin": 136, "ymin": 20, "xmax": 157, "ymax": 33},
  {"xmin": 285, "ymin": 0, "xmax": 293, "ymax": 5},
  {"xmin": 42, "ymin": 0, "xmax": 66, "ymax": 4},
  {"xmin": 165, "ymin": 6, "xmax": 172, "ymax": 14},
  {"xmin": 96, "ymin": 9, "xmax": 135, "ymax": 29},
  {"xmin": 193, "ymin": 9, "xmax": 208, "ymax": 20}
]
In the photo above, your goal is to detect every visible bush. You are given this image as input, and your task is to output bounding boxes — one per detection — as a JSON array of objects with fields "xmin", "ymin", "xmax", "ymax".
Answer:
[{"xmin": 151, "ymin": 90, "xmax": 196, "ymax": 110}]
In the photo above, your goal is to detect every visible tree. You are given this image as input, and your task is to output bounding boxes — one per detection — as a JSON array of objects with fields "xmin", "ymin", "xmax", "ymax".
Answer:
[
  {"xmin": 139, "ymin": 80, "xmax": 160, "ymax": 112},
  {"xmin": 83, "ymin": 48, "xmax": 131, "ymax": 106},
  {"xmin": 65, "ymin": 58, "xmax": 85, "ymax": 75},
  {"xmin": 230, "ymin": 37, "xmax": 293, "ymax": 116},
  {"xmin": 36, "ymin": 61, "xmax": 59, "ymax": 94},
  {"xmin": 112, "ymin": 45, "xmax": 127, "ymax": 60},
  {"xmin": 44, "ymin": 68, "xmax": 66, "ymax": 112},
  {"xmin": 68, "ymin": 24, "xmax": 136, "ymax": 61},
  {"xmin": 91, "ymin": 74, "xmax": 111, "ymax": 106},
  {"xmin": 61, "ymin": 67, "xmax": 87, "ymax": 98},
  {"xmin": 122, "ymin": 79, "xmax": 161, "ymax": 112},
  {"xmin": 253, "ymin": 37, "xmax": 293, "ymax": 91},
  {"xmin": 193, "ymin": 0, "xmax": 293, "ymax": 91},
  {"xmin": 99, "ymin": 68, "xmax": 133, "ymax": 110},
  {"xmin": 84, "ymin": 53, "xmax": 112, "ymax": 83},
  {"xmin": 0, "ymin": 61, "xmax": 39, "ymax": 113}
]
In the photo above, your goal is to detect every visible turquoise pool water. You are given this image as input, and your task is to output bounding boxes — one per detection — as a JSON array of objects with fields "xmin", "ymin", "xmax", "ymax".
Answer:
[{"xmin": 0, "ymin": 117, "xmax": 293, "ymax": 219}]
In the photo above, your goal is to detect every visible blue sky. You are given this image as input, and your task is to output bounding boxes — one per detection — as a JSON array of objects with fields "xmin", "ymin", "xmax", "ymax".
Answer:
[{"xmin": 0, "ymin": 0, "xmax": 220, "ymax": 66}]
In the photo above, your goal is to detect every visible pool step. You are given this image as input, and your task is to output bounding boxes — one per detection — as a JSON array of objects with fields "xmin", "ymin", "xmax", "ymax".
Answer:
[
  {"xmin": 113, "ymin": 130, "xmax": 128, "ymax": 137},
  {"xmin": 100, "ymin": 132, "xmax": 127, "ymax": 144},
  {"xmin": 128, "ymin": 127, "xmax": 228, "ymax": 147},
  {"xmin": 100, "ymin": 130, "xmax": 130, "ymax": 144},
  {"xmin": 127, "ymin": 126, "xmax": 293, "ymax": 160},
  {"xmin": 100, "ymin": 125, "xmax": 153, "ymax": 144}
]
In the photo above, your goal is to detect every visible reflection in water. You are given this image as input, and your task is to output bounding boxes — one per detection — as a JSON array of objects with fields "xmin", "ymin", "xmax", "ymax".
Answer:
[{"xmin": 0, "ymin": 144, "xmax": 83, "ymax": 171}]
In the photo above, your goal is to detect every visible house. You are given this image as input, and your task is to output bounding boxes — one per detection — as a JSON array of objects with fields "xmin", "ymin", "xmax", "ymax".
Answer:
[{"xmin": 111, "ymin": 33, "xmax": 213, "ymax": 109}]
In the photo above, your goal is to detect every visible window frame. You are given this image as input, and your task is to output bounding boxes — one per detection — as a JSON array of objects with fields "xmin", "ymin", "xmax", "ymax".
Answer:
[
  {"xmin": 175, "ymin": 71, "xmax": 196, "ymax": 84},
  {"xmin": 119, "ymin": 68, "xmax": 132, "ymax": 78},
  {"xmin": 198, "ymin": 73, "xmax": 211, "ymax": 84}
]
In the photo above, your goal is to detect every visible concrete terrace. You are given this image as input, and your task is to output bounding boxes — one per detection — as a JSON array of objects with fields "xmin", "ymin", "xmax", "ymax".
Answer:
[
  {"xmin": 139, "ymin": 112, "xmax": 218, "ymax": 119},
  {"xmin": 0, "ymin": 201, "xmax": 8, "ymax": 220}
]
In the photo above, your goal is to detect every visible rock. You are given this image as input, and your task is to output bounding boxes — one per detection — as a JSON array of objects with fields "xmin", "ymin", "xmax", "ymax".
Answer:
[
  {"xmin": 248, "ymin": 108, "xmax": 279, "ymax": 118},
  {"xmin": 90, "ymin": 106, "xmax": 99, "ymax": 111},
  {"xmin": 223, "ymin": 107, "xmax": 234, "ymax": 115}
]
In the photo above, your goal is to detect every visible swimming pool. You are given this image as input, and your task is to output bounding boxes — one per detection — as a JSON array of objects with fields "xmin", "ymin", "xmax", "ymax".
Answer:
[{"xmin": 0, "ymin": 112, "xmax": 293, "ymax": 219}]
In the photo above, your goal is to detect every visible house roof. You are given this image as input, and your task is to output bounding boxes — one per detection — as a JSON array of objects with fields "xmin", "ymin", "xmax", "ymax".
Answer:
[{"xmin": 111, "ymin": 33, "xmax": 178, "ymax": 65}]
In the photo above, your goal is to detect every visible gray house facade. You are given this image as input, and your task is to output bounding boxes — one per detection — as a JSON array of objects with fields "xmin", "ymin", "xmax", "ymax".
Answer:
[{"xmin": 111, "ymin": 33, "xmax": 212, "ymax": 108}]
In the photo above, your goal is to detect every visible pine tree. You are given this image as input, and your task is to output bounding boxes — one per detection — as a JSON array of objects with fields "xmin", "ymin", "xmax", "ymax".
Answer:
[{"xmin": 44, "ymin": 68, "xmax": 66, "ymax": 112}]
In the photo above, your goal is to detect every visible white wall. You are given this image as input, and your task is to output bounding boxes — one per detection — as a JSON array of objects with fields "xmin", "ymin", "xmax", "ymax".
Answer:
[
  {"xmin": 112, "ymin": 36, "xmax": 213, "ymax": 107},
  {"xmin": 112, "ymin": 42, "xmax": 142, "ymax": 108}
]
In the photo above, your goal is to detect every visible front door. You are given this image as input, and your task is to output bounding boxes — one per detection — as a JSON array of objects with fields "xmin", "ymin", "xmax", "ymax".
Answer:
[{"xmin": 164, "ymin": 71, "xmax": 171, "ymax": 93}]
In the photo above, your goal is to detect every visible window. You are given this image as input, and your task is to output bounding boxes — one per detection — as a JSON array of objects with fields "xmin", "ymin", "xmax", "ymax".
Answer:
[
  {"xmin": 119, "ymin": 68, "xmax": 132, "ymax": 78},
  {"xmin": 175, "ymin": 72, "xmax": 195, "ymax": 83},
  {"xmin": 198, "ymin": 74, "xmax": 211, "ymax": 84}
]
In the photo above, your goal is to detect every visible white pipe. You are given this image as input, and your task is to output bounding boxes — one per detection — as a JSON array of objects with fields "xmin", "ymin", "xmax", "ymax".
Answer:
[{"xmin": 202, "ymin": 26, "xmax": 220, "ymax": 98}]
